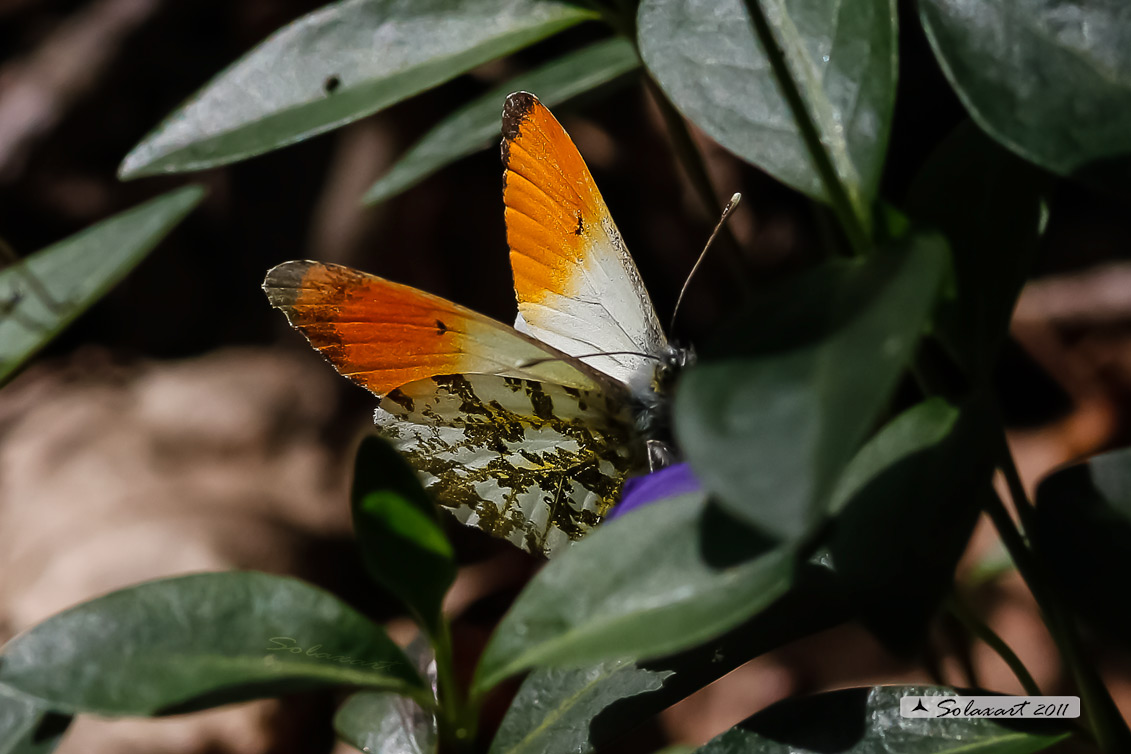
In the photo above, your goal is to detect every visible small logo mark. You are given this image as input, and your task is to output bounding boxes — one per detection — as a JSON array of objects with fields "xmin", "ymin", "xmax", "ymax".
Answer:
[{"xmin": 900, "ymin": 695, "xmax": 1080, "ymax": 719}]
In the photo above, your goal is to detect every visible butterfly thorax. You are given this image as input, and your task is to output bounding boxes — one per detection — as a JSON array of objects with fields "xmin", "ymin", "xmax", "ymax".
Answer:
[{"xmin": 632, "ymin": 342, "xmax": 695, "ymax": 470}]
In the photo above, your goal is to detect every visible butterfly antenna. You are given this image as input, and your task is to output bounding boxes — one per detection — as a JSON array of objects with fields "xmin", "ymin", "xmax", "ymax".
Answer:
[
  {"xmin": 518, "ymin": 351, "xmax": 663, "ymax": 369},
  {"xmin": 670, "ymin": 192, "xmax": 742, "ymax": 334}
]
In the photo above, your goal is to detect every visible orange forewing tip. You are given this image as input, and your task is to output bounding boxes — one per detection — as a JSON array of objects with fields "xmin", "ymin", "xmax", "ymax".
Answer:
[
  {"xmin": 263, "ymin": 260, "xmax": 606, "ymax": 397},
  {"xmin": 502, "ymin": 92, "xmax": 611, "ymax": 305}
]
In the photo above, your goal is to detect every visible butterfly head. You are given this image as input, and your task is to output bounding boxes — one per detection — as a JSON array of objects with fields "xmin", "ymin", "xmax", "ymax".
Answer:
[{"xmin": 654, "ymin": 342, "xmax": 695, "ymax": 396}]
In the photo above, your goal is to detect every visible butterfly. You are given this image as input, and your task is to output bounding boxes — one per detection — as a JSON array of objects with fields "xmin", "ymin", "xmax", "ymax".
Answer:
[{"xmin": 264, "ymin": 92, "xmax": 694, "ymax": 556}]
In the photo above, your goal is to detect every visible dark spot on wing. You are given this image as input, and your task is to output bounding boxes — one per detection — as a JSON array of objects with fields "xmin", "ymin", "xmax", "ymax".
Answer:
[
  {"xmin": 435, "ymin": 319, "xmax": 448, "ymax": 335},
  {"xmin": 323, "ymin": 75, "xmax": 341, "ymax": 94},
  {"xmin": 575, "ymin": 213, "xmax": 584, "ymax": 236},
  {"xmin": 384, "ymin": 389, "xmax": 414, "ymax": 413}
]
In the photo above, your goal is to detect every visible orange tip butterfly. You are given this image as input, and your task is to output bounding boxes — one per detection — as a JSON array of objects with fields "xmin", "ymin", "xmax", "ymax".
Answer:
[{"xmin": 264, "ymin": 92, "xmax": 729, "ymax": 556}]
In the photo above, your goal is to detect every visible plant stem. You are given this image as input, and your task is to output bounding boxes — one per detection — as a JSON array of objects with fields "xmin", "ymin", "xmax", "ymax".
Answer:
[
  {"xmin": 994, "ymin": 427, "xmax": 1042, "ymax": 544},
  {"xmin": 432, "ymin": 618, "xmax": 475, "ymax": 752},
  {"xmin": 983, "ymin": 459, "xmax": 1131, "ymax": 752},
  {"xmin": 740, "ymin": 0, "xmax": 870, "ymax": 256},
  {"xmin": 946, "ymin": 593, "xmax": 1041, "ymax": 696}
]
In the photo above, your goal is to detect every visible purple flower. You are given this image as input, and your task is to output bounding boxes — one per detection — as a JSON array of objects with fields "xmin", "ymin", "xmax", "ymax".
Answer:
[{"xmin": 609, "ymin": 462, "xmax": 702, "ymax": 519}]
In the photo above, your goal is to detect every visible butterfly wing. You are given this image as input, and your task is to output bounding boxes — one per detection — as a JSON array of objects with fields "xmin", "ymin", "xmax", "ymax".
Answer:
[
  {"xmin": 376, "ymin": 373, "xmax": 639, "ymax": 556},
  {"xmin": 502, "ymin": 92, "xmax": 668, "ymax": 396},
  {"xmin": 263, "ymin": 260, "xmax": 613, "ymax": 396}
]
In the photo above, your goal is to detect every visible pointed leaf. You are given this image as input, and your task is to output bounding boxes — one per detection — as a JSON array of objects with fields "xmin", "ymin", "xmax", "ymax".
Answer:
[
  {"xmin": 473, "ymin": 493, "xmax": 794, "ymax": 694},
  {"xmin": 335, "ymin": 635, "xmax": 437, "ymax": 754},
  {"xmin": 488, "ymin": 660, "xmax": 671, "ymax": 754},
  {"xmin": 638, "ymin": 0, "xmax": 897, "ymax": 207},
  {"xmin": 694, "ymin": 685, "xmax": 1070, "ymax": 753},
  {"xmin": 363, "ymin": 38, "xmax": 639, "ymax": 205},
  {"xmin": 487, "ymin": 565, "xmax": 847, "ymax": 754},
  {"xmin": 0, "ymin": 687, "xmax": 69, "ymax": 754},
  {"xmin": 1035, "ymin": 446, "xmax": 1131, "ymax": 650},
  {"xmin": 826, "ymin": 400, "xmax": 991, "ymax": 653},
  {"xmin": 0, "ymin": 186, "xmax": 204, "ymax": 385},
  {"xmin": 351, "ymin": 436, "xmax": 455, "ymax": 635},
  {"xmin": 919, "ymin": 0, "xmax": 1131, "ymax": 195},
  {"xmin": 119, "ymin": 0, "xmax": 597, "ymax": 178},
  {"xmin": 906, "ymin": 121, "xmax": 1050, "ymax": 379},
  {"xmin": 674, "ymin": 234, "xmax": 949, "ymax": 540},
  {"xmin": 0, "ymin": 572, "xmax": 424, "ymax": 716},
  {"xmin": 827, "ymin": 398, "xmax": 960, "ymax": 516}
]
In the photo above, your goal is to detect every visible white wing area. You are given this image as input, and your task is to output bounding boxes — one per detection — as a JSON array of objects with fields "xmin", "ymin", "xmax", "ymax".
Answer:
[
  {"xmin": 511, "ymin": 210, "xmax": 669, "ymax": 397},
  {"xmin": 375, "ymin": 373, "xmax": 642, "ymax": 556}
]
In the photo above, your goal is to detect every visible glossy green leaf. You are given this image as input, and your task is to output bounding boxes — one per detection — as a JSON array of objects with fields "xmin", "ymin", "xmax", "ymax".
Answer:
[
  {"xmin": 119, "ymin": 0, "xmax": 597, "ymax": 178},
  {"xmin": 489, "ymin": 660, "xmax": 671, "ymax": 754},
  {"xmin": 335, "ymin": 635, "xmax": 437, "ymax": 754},
  {"xmin": 363, "ymin": 37, "xmax": 639, "ymax": 205},
  {"xmin": 488, "ymin": 565, "xmax": 847, "ymax": 754},
  {"xmin": 694, "ymin": 686, "xmax": 1069, "ymax": 753},
  {"xmin": 675, "ymin": 234, "xmax": 949, "ymax": 540},
  {"xmin": 1035, "ymin": 446, "xmax": 1131, "ymax": 649},
  {"xmin": 0, "ymin": 572, "xmax": 424, "ymax": 716},
  {"xmin": 351, "ymin": 436, "xmax": 455, "ymax": 635},
  {"xmin": 906, "ymin": 121, "xmax": 1049, "ymax": 379},
  {"xmin": 826, "ymin": 401, "xmax": 991, "ymax": 653},
  {"xmin": 638, "ymin": 0, "xmax": 897, "ymax": 208},
  {"xmin": 473, "ymin": 494, "xmax": 794, "ymax": 694},
  {"xmin": 0, "ymin": 687, "xmax": 68, "ymax": 754},
  {"xmin": 919, "ymin": 0, "xmax": 1131, "ymax": 194},
  {"xmin": 827, "ymin": 398, "xmax": 959, "ymax": 515},
  {"xmin": 0, "ymin": 186, "xmax": 204, "ymax": 385}
]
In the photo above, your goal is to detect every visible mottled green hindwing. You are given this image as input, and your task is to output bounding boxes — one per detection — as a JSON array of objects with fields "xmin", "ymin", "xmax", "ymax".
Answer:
[{"xmin": 376, "ymin": 374, "xmax": 642, "ymax": 556}]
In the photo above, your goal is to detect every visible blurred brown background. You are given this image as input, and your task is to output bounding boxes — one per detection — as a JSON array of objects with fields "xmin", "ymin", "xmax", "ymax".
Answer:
[{"xmin": 2, "ymin": 1, "xmax": 1131, "ymax": 752}]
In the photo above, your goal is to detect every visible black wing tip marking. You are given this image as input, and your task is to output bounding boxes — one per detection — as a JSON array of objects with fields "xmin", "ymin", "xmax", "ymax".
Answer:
[
  {"xmin": 262, "ymin": 260, "xmax": 317, "ymax": 308},
  {"xmin": 262, "ymin": 259, "xmax": 350, "ymax": 308},
  {"xmin": 502, "ymin": 91, "xmax": 538, "ymax": 142},
  {"xmin": 264, "ymin": 259, "xmax": 315, "ymax": 287}
]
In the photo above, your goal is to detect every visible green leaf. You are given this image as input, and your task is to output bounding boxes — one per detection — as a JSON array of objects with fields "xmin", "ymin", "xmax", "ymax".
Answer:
[
  {"xmin": 693, "ymin": 686, "xmax": 1070, "ymax": 753},
  {"xmin": 488, "ymin": 660, "xmax": 671, "ymax": 754},
  {"xmin": 637, "ymin": 0, "xmax": 897, "ymax": 207},
  {"xmin": 351, "ymin": 436, "xmax": 455, "ymax": 635},
  {"xmin": 488, "ymin": 565, "xmax": 848, "ymax": 754},
  {"xmin": 473, "ymin": 493, "xmax": 794, "ymax": 695},
  {"xmin": 336, "ymin": 691, "xmax": 436, "ymax": 754},
  {"xmin": 0, "ymin": 572, "xmax": 424, "ymax": 716},
  {"xmin": 0, "ymin": 186, "xmax": 204, "ymax": 385},
  {"xmin": 363, "ymin": 37, "xmax": 639, "ymax": 205},
  {"xmin": 827, "ymin": 398, "xmax": 960, "ymax": 516},
  {"xmin": 906, "ymin": 121, "xmax": 1049, "ymax": 379},
  {"xmin": 919, "ymin": 0, "xmax": 1131, "ymax": 194},
  {"xmin": 826, "ymin": 400, "xmax": 991, "ymax": 653},
  {"xmin": 0, "ymin": 687, "xmax": 69, "ymax": 754},
  {"xmin": 1035, "ymin": 446, "xmax": 1131, "ymax": 650},
  {"xmin": 335, "ymin": 635, "xmax": 437, "ymax": 754},
  {"xmin": 674, "ymin": 234, "xmax": 949, "ymax": 540},
  {"xmin": 119, "ymin": 0, "xmax": 597, "ymax": 178}
]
